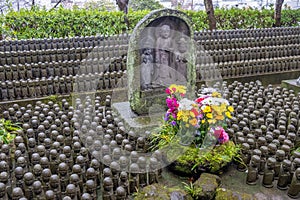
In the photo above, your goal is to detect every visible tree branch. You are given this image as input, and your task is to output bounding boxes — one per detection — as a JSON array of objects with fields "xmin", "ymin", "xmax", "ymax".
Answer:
[{"xmin": 50, "ymin": 0, "xmax": 63, "ymax": 10}]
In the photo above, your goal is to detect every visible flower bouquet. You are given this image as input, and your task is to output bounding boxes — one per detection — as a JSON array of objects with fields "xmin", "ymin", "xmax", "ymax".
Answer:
[{"xmin": 150, "ymin": 84, "xmax": 239, "ymax": 175}]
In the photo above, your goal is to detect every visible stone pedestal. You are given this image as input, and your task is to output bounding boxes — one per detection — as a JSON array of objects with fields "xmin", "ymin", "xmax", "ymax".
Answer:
[
  {"xmin": 112, "ymin": 102, "xmax": 164, "ymax": 133},
  {"xmin": 281, "ymin": 79, "xmax": 300, "ymax": 94}
]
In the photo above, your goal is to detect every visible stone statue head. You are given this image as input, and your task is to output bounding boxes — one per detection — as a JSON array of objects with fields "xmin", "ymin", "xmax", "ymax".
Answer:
[{"xmin": 159, "ymin": 25, "xmax": 171, "ymax": 39}]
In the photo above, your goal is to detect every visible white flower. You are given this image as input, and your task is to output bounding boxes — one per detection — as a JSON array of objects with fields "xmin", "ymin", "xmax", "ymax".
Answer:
[
  {"xmin": 200, "ymin": 88, "xmax": 218, "ymax": 95},
  {"xmin": 201, "ymin": 97, "xmax": 229, "ymax": 106},
  {"xmin": 178, "ymin": 98, "xmax": 195, "ymax": 110}
]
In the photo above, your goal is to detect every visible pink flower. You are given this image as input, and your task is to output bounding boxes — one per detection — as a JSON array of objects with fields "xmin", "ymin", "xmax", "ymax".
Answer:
[
  {"xmin": 166, "ymin": 97, "xmax": 179, "ymax": 113},
  {"xmin": 166, "ymin": 88, "xmax": 171, "ymax": 95},
  {"xmin": 195, "ymin": 95, "xmax": 209, "ymax": 103},
  {"xmin": 213, "ymin": 127, "xmax": 229, "ymax": 144}
]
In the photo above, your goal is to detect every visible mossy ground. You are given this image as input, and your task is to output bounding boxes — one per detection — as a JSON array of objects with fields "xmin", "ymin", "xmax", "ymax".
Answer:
[{"xmin": 167, "ymin": 141, "xmax": 239, "ymax": 176}]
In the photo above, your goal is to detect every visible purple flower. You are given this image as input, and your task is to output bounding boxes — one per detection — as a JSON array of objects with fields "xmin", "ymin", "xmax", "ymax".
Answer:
[
  {"xmin": 172, "ymin": 113, "xmax": 177, "ymax": 119},
  {"xmin": 197, "ymin": 113, "xmax": 204, "ymax": 119},
  {"xmin": 164, "ymin": 112, "xmax": 170, "ymax": 121},
  {"xmin": 170, "ymin": 121, "xmax": 177, "ymax": 126}
]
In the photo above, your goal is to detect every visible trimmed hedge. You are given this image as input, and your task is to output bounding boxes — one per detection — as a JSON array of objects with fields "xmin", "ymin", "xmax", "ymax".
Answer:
[{"xmin": 1, "ymin": 6, "xmax": 300, "ymax": 39}]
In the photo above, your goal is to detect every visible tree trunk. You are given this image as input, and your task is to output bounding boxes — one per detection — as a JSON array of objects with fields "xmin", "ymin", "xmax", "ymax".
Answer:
[
  {"xmin": 50, "ymin": 0, "xmax": 63, "ymax": 10},
  {"xmin": 274, "ymin": 0, "xmax": 284, "ymax": 27},
  {"xmin": 204, "ymin": 0, "xmax": 216, "ymax": 30}
]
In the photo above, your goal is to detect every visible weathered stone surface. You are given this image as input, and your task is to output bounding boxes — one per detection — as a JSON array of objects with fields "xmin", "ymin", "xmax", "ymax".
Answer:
[
  {"xmin": 127, "ymin": 8, "xmax": 196, "ymax": 115},
  {"xmin": 134, "ymin": 183, "xmax": 192, "ymax": 200},
  {"xmin": 281, "ymin": 79, "xmax": 300, "ymax": 94},
  {"xmin": 112, "ymin": 101, "xmax": 163, "ymax": 132},
  {"xmin": 193, "ymin": 173, "xmax": 221, "ymax": 200},
  {"xmin": 215, "ymin": 188, "xmax": 257, "ymax": 200}
]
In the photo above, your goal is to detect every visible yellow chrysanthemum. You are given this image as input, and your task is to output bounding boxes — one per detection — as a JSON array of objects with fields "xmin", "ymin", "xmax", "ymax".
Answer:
[
  {"xmin": 216, "ymin": 115, "xmax": 224, "ymax": 120},
  {"xmin": 189, "ymin": 118, "xmax": 198, "ymax": 126},
  {"xmin": 201, "ymin": 119, "xmax": 206, "ymax": 124},
  {"xmin": 206, "ymin": 113, "xmax": 213, "ymax": 119},
  {"xmin": 225, "ymin": 111, "xmax": 232, "ymax": 118},
  {"xmin": 176, "ymin": 85, "xmax": 186, "ymax": 94},
  {"xmin": 190, "ymin": 111, "xmax": 195, "ymax": 118},
  {"xmin": 182, "ymin": 115, "xmax": 189, "ymax": 122},
  {"xmin": 228, "ymin": 106, "xmax": 234, "ymax": 112},
  {"xmin": 208, "ymin": 119, "xmax": 216, "ymax": 124},
  {"xmin": 220, "ymin": 103, "xmax": 227, "ymax": 112},
  {"xmin": 168, "ymin": 84, "xmax": 186, "ymax": 95},
  {"xmin": 212, "ymin": 105, "xmax": 222, "ymax": 115},
  {"xmin": 203, "ymin": 106, "xmax": 211, "ymax": 113},
  {"xmin": 177, "ymin": 111, "xmax": 183, "ymax": 120},
  {"xmin": 212, "ymin": 92, "xmax": 221, "ymax": 97}
]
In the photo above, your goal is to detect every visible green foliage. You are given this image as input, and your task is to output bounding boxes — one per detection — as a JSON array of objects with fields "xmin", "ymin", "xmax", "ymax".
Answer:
[
  {"xmin": 193, "ymin": 141, "xmax": 240, "ymax": 173},
  {"xmin": 183, "ymin": 182, "xmax": 202, "ymax": 199},
  {"xmin": 129, "ymin": 0, "xmax": 163, "ymax": 11},
  {"xmin": 0, "ymin": 6, "xmax": 300, "ymax": 39},
  {"xmin": 214, "ymin": 7, "xmax": 274, "ymax": 29},
  {"xmin": 293, "ymin": 147, "xmax": 300, "ymax": 153},
  {"xmin": 149, "ymin": 122, "xmax": 179, "ymax": 150},
  {"xmin": 0, "ymin": 118, "xmax": 21, "ymax": 144},
  {"xmin": 83, "ymin": 0, "xmax": 116, "ymax": 11},
  {"xmin": 2, "ymin": 6, "xmax": 132, "ymax": 39}
]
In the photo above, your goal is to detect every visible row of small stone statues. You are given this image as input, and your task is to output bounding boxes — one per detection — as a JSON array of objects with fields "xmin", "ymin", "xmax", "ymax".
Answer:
[
  {"xmin": 0, "ymin": 34, "xmax": 129, "ymax": 52},
  {"xmin": 196, "ymin": 56, "xmax": 300, "ymax": 81},
  {"xmin": 1, "ymin": 34, "xmax": 299, "ymax": 68},
  {"xmin": 220, "ymin": 81, "xmax": 300, "ymax": 198},
  {"xmin": 195, "ymin": 26, "xmax": 300, "ymax": 40},
  {"xmin": 205, "ymin": 44, "xmax": 300, "ymax": 63},
  {"xmin": 0, "ymin": 51, "xmax": 298, "ymax": 86},
  {"xmin": 1, "ymin": 27, "xmax": 299, "ymax": 55},
  {"xmin": 198, "ymin": 34, "xmax": 300, "ymax": 50},
  {"xmin": 0, "ymin": 72, "xmax": 128, "ymax": 100},
  {"xmin": 2, "ymin": 58, "xmax": 299, "ymax": 101},
  {"xmin": 0, "ymin": 45, "xmax": 128, "ymax": 66},
  {"xmin": 0, "ymin": 58, "xmax": 126, "ymax": 82}
]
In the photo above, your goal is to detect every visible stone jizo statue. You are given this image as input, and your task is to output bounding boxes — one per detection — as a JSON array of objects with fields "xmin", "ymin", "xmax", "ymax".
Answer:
[
  {"xmin": 140, "ymin": 45, "xmax": 154, "ymax": 90},
  {"xmin": 287, "ymin": 168, "xmax": 300, "ymax": 199}
]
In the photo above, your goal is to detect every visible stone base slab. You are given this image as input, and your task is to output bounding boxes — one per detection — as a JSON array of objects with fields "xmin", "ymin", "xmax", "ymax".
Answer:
[
  {"xmin": 112, "ymin": 101, "xmax": 164, "ymax": 133},
  {"xmin": 281, "ymin": 79, "xmax": 300, "ymax": 94}
]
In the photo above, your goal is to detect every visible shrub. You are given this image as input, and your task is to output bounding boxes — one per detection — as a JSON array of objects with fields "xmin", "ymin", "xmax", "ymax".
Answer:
[
  {"xmin": 0, "ymin": 7, "xmax": 299, "ymax": 39},
  {"xmin": 0, "ymin": 119, "xmax": 21, "ymax": 144}
]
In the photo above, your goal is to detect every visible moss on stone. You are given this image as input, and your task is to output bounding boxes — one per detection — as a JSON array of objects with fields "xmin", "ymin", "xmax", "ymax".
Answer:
[
  {"xmin": 192, "ymin": 173, "xmax": 221, "ymax": 200},
  {"xmin": 167, "ymin": 141, "xmax": 239, "ymax": 175},
  {"xmin": 134, "ymin": 183, "xmax": 192, "ymax": 200},
  {"xmin": 166, "ymin": 145, "xmax": 199, "ymax": 176},
  {"xmin": 215, "ymin": 188, "xmax": 256, "ymax": 200}
]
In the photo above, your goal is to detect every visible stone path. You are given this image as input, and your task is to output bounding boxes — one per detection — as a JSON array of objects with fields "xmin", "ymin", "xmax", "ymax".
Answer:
[{"xmin": 220, "ymin": 165, "xmax": 295, "ymax": 200}]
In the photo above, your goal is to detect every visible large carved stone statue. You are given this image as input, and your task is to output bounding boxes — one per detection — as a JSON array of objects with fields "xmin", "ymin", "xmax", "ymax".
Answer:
[
  {"xmin": 174, "ymin": 36, "xmax": 188, "ymax": 81},
  {"xmin": 153, "ymin": 24, "xmax": 174, "ymax": 87}
]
